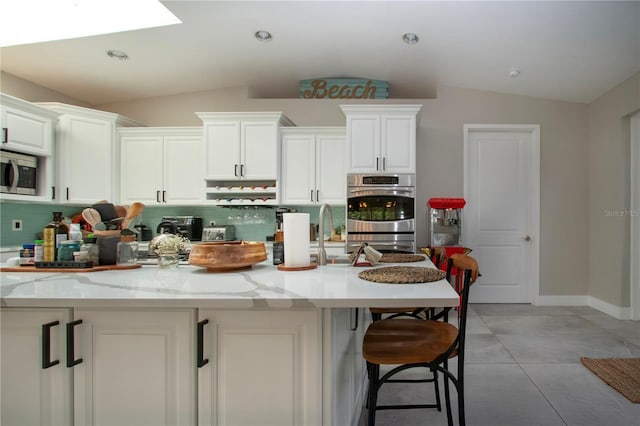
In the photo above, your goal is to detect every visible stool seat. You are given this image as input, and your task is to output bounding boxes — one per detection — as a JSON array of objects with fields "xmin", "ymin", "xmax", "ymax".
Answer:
[{"xmin": 364, "ymin": 318, "xmax": 458, "ymax": 365}]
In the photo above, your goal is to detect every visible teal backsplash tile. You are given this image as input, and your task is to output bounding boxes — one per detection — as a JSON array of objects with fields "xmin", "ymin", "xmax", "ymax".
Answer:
[{"xmin": 1, "ymin": 202, "xmax": 345, "ymax": 247}]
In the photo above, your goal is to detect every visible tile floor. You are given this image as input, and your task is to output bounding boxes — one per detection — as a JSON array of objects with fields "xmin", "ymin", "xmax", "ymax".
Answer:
[{"xmin": 358, "ymin": 304, "xmax": 640, "ymax": 426}]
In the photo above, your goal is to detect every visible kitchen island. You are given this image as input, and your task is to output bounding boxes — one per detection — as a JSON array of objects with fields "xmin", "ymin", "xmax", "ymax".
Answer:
[{"xmin": 1, "ymin": 259, "xmax": 457, "ymax": 426}]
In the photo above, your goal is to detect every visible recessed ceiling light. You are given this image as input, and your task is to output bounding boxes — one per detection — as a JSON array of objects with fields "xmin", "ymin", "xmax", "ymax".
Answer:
[
  {"xmin": 509, "ymin": 69, "xmax": 521, "ymax": 78},
  {"xmin": 107, "ymin": 50, "xmax": 129, "ymax": 60},
  {"xmin": 255, "ymin": 31, "xmax": 272, "ymax": 42},
  {"xmin": 402, "ymin": 33, "xmax": 419, "ymax": 44}
]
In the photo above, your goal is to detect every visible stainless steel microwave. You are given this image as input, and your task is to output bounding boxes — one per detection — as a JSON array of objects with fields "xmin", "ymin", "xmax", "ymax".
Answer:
[{"xmin": 1, "ymin": 150, "xmax": 38, "ymax": 195}]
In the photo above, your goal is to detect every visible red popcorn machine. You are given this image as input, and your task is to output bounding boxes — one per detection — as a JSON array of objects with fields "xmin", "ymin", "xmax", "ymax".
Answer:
[{"xmin": 429, "ymin": 197, "xmax": 466, "ymax": 247}]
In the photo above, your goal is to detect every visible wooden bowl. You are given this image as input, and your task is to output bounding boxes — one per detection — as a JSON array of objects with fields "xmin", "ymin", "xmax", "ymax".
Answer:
[{"xmin": 188, "ymin": 241, "xmax": 267, "ymax": 272}]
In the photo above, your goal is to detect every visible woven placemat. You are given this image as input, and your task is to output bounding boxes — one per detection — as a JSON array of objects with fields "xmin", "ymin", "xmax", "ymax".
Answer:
[
  {"xmin": 379, "ymin": 253, "xmax": 425, "ymax": 263},
  {"xmin": 358, "ymin": 266, "xmax": 446, "ymax": 284},
  {"xmin": 580, "ymin": 357, "xmax": 640, "ymax": 403}
]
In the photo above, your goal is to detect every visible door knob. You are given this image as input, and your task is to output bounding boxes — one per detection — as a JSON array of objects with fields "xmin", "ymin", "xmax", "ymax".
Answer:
[{"xmin": 522, "ymin": 235, "xmax": 531, "ymax": 242}]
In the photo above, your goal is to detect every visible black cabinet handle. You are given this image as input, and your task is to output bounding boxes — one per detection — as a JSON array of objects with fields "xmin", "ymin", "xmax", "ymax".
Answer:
[
  {"xmin": 66, "ymin": 187, "xmax": 69, "ymax": 201},
  {"xmin": 234, "ymin": 164, "xmax": 238, "ymax": 177},
  {"xmin": 51, "ymin": 186, "xmax": 56, "ymax": 200},
  {"xmin": 156, "ymin": 190, "xmax": 161, "ymax": 203},
  {"xmin": 240, "ymin": 164, "xmax": 244, "ymax": 177},
  {"xmin": 382, "ymin": 157, "xmax": 386, "ymax": 171},
  {"xmin": 2, "ymin": 128, "xmax": 7, "ymax": 143},
  {"xmin": 42, "ymin": 321, "xmax": 60, "ymax": 369},
  {"xmin": 66, "ymin": 319, "xmax": 83, "ymax": 368},
  {"xmin": 162, "ymin": 190, "xmax": 166, "ymax": 203},
  {"xmin": 316, "ymin": 189, "xmax": 320, "ymax": 203},
  {"xmin": 376, "ymin": 157, "xmax": 379, "ymax": 170},
  {"xmin": 197, "ymin": 319, "xmax": 209, "ymax": 368},
  {"xmin": 350, "ymin": 308, "xmax": 359, "ymax": 331},
  {"xmin": 310, "ymin": 189, "xmax": 314, "ymax": 202}
]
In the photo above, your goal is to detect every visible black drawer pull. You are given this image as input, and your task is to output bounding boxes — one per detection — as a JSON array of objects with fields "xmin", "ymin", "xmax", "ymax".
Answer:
[
  {"xmin": 66, "ymin": 319, "xmax": 83, "ymax": 367},
  {"xmin": 197, "ymin": 319, "xmax": 209, "ymax": 368},
  {"xmin": 42, "ymin": 321, "xmax": 60, "ymax": 369},
  {"xmin": 2, "ymin": 128, "xmax": 7, "ymax": 143}
]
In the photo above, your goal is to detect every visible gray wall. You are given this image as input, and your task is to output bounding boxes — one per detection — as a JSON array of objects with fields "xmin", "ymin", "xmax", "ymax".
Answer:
[
  {"xmin": 587, "ymin": 73, "xmax": 640, "ymax": 308},
  {"xmin": 5, "ymin": 71, "xmax": 636, "ymax": 306}
]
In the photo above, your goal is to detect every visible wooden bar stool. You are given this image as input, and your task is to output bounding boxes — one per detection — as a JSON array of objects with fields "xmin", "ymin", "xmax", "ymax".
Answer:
[{"xmin": 362, "ymin": 256, "xmax": 478, "ymax": 426}]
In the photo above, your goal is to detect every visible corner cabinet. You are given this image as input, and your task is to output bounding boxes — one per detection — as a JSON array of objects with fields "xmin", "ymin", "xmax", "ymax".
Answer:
[
  {"xmin": 281, "ymin": 127, "xmax": 346, "ymax": 205},
  {"xmin": 196, "ymin": 112, "xmax": 294, "ymax": 205},
  {"xmin": 36, "ymin": 102, "xmax": 141, "ymax": 205},
  {"xmin": 119, "ymin": 127, "xmax": 204, "ymax": 205},
  {"xmin": 0, "ymin": 94, "xmax": 59, "ymax": 202},
  {"xmin": 340, "ymin": 104, "xmax": 422, "ymax": 174}
]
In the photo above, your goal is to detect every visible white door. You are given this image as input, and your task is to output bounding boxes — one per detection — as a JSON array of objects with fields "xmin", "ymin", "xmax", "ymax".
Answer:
[
  {"xmin": 120, "ymin": 136, "xmax": 164, "ymax": 204},
  {"xmin": 281, "ymin": 133, "xmax": 316, "ymax": 204},
  {"xmin": 464, "ymin": 125, "xmax": 540, "ymax": 303},
  {"xmin": 316, "ymin": 134, "xmax": 346, "ymax": 204},
  {"xmin": 164, "ymin": 135, "xmax": 203, "ymax": 204},
  {"xmin": 241, "ymin": 121, "xmax": 279, "ymax": 179}
]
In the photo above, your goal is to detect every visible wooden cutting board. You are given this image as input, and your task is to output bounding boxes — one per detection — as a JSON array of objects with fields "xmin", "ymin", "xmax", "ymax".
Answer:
[{"xmin": 0, "ymin": 264, "xmax": 141, "ymax": 273}]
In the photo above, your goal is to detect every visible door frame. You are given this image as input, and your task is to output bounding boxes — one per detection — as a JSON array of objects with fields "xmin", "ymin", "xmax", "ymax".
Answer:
[
  {"xmin": 631, "ymin": 112, "xmax": 640, "ymax": 320},
  {"xmin": 463, "ymin": 124, "xmax": 541, "ymax": 303}
]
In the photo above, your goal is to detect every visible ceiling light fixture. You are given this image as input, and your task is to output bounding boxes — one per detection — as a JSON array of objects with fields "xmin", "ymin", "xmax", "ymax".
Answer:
[
  {"xmin": 402, "ymin": 33, "xmax": 419, "ymax": 44},
  {"xmin": 509, "ymin": 69, "xmax": 521, "ymax": 78},
  {"xmin": 255, "ymin": 31, "xmax": 273, "ymax": 42},
  {"xmin": 107, "ymin": 50, "xmax": 129, "ymax": 60},
  {"xmin": 0, "ymin": 0, "xmax": 181, "ymax": 47}
]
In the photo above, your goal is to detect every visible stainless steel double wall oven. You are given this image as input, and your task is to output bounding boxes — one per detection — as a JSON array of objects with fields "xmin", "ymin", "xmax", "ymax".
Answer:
[{"xmin": 346, "ymin": 174, "xmax": 416, "ymax": 253}]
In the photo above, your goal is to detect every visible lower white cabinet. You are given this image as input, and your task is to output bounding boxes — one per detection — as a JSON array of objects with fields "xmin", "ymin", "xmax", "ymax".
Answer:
[
  {"xmin": 73, "ymin": 309, "xmax": 197, "ymax": 426},
  {"xmin": 324, "ymin": 308, "xmax": 367, "ymax": 426},
  {"xmin": 198, "ymin": 309, "xmax": 321, "ymax": 426},
  {"xmin": 1, "ymin": 308, "xmax": 73, "ymax": 426},
  {"xmin": 0, "ymin": 307, "xmax": 364, "ymax": 426}
]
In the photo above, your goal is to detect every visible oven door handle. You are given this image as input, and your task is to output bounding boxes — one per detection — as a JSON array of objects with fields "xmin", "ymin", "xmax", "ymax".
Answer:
[{"xmin": 348, "ymin": 189, "xmax": 415, "ymax": 197}]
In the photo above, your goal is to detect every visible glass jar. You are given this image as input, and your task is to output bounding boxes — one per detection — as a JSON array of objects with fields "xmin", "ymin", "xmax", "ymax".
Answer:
[
  {"xmin": 81, "ymin": 236, "xmax": 99, "ymax": 266},
  {"xmin": 58, "ymin": 240, "xmax": 81, "ymax": 262},
  {"xmin": 116, "ymin": 240, "xmax": 138, "ymax": 266}
]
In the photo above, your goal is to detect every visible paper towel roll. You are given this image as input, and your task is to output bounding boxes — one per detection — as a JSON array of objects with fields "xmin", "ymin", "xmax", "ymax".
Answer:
[{"xmin": 283, "ymin": 213, "xmax": 310, "ymax": 267}]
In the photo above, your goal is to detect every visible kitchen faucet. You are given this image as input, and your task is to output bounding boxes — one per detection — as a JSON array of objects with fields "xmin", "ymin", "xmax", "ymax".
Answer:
[{"xmin": 317, "ymin": 203, "xmax": 334, "ymax": 266}]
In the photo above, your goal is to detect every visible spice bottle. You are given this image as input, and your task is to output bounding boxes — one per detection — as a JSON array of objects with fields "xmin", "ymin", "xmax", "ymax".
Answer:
[
  {"xmin": 34, "ymin": 239, "xmax": 44, "ymax": 262},
  {"xmin": 46, "ymin": 211, "xmax": 69, "ymax": 260},
  {"xmin": 81, "ymin": 234, "xmax": 99, "ymax": 266},
  {"xmin": 43, "ymin": 223, "xmax": 56, "ymax": 262}
]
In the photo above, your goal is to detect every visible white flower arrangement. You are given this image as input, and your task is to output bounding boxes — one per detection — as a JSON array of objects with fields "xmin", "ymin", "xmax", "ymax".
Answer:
[{"xmin": 149, "ymin": 233, "xmax": 190, "ymax": 254}]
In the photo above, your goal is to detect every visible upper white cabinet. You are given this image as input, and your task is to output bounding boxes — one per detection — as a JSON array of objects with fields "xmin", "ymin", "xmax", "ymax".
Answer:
[
  {"xmin": 341, "ymin": 104, "xmax": 422, "ymax": 174},
  {"xmin": 197, "ymin": 112, "xmax": 293, "ymax": 180},
  {"xmin": 1, "ymin": 93, "xmax": 58, "ymax": 156},
  {"xmin": 281, "ymin": 127, "xmax": 346, "ymax": 205},
  {"xmin": 0, "ymin": 94, "xmax": 58, "ymax": 202},
  {"xmin": 36, "ymin": 102, "xmax": 140, "ymax": 205},
  {"xmin": 119, "ymin": 127, "xmax": 203, "ymax": 205}
]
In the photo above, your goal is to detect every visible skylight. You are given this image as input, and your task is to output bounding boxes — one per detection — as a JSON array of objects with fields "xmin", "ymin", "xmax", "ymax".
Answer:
[{"xmin": 0, "ymin": 0, "xmax": 181, "ymax": 47}]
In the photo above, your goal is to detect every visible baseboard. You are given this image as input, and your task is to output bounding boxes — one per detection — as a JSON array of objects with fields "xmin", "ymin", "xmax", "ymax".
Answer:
[
  {"xmin": 534, "ymin": 295, "xmax": 589, "ymax": 306},
  {"xmin": 587, "ymin": 296, "xmax": 632, "ymax": 320},
  {"xmin": 534, "ymin": 295, "xmax": 632, "ymax": 320}
]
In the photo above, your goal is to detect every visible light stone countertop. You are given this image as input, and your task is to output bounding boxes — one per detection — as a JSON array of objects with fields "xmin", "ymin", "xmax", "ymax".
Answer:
[{"xmin": 0, "ymin": 258, "xmax": 458, "ymax": 310}]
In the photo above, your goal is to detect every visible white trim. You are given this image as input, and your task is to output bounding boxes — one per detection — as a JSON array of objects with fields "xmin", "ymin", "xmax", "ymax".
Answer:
[
  {"xmin": 631, "ymin": 112, "xmax": 640, "ymax": 320},
  {"xmin": 463, "ymin": 124, "xmax": 541, "ymax": 303},
  {"xmin": 534, "ymin": 295, "xmax": 631, "ymax": 320}
]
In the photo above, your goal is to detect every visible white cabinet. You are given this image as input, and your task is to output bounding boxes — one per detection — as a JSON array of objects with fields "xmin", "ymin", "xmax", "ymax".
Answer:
[
  {"xmin": 36, "ymin": 102, "xmax": 140, "ymax": 205},
  {"xmin": 1, "ymin": 93, "xmax": 58, "ymax": 156},
  {"xmin": 119, "ymin": 127, "xmax": 203, "ymax": 205},
  {"xmin": 323, "ymin": 308, "xmax": 367, "ymax": 426},
  {"xmin": 0, "ymin": 308, "xmax": 73, "ymax": 425},
  {"xmin": 0, "ymin": 94, "xmax": 58, "ymax": 202},
  {"xmin": 341, "ymin": 105, "xmax": 422, "ymax": 174},
  {"xmin": 73, "ymin": 309, "xmax": 196, "ymax": 425},
  {"xmin": 281, "ymin": 127, "xmax": 346, "ymax": 205},
  {"xmin": 197, "ymin": 112, "xmax": 293, "ymax": 180},
  {"xmin": 198, "ymin": 309, "xmax": 321, "ymax": 426}
]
